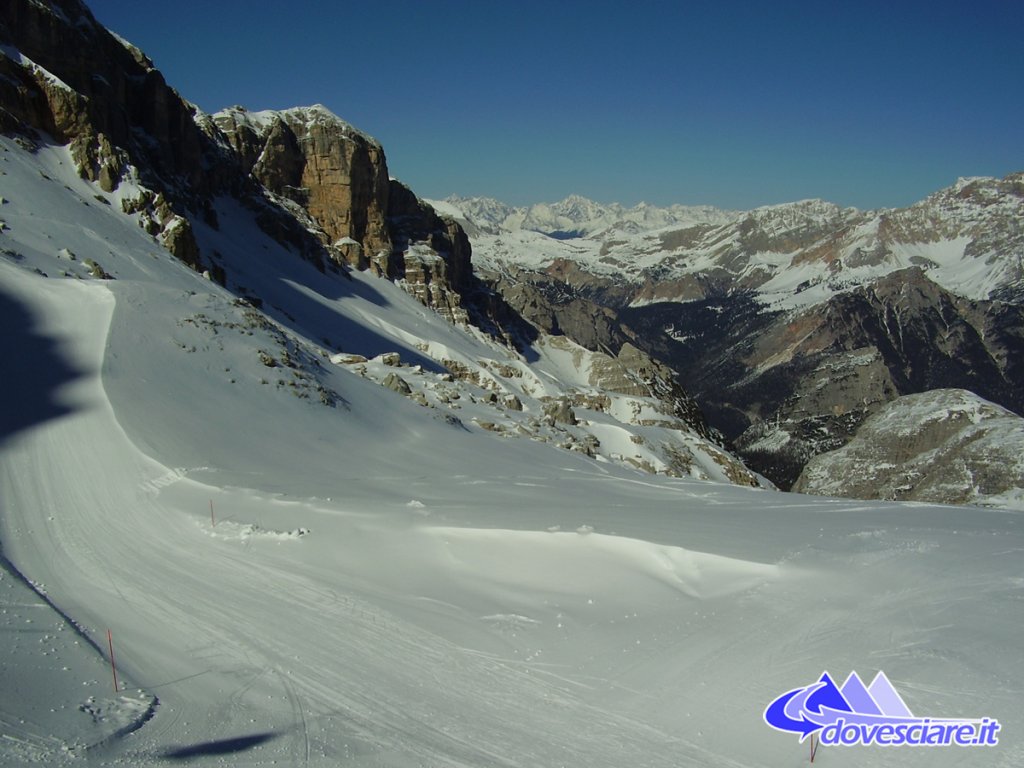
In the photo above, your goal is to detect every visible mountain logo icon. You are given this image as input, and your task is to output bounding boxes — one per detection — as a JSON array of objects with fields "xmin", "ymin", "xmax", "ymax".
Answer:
[{"xmin": 763, "ymin": 671, "xmax": 1000, "ymax": 748}]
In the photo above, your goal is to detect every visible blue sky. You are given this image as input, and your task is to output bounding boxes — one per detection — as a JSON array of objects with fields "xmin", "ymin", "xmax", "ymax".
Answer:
[{"xmin": 86, "ymin": 0, "xmax": 1022, "ymax": 210}]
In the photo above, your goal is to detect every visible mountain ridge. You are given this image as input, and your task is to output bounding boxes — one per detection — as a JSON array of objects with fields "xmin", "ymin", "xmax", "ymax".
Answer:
[
  {"xmin": 0, "ymin": 0, "xmax": 762, "ymax": 488},
  {"xmin": 444, "ymin": 177, "xmax": 1024, "ymax": 498},
  {"xmin": 436, "ymin": 193, "xmax": 739, "ymax": 239},
  {"xmin": 439, "ymin": 174, "xmax": 1023, "ymax": 305}
]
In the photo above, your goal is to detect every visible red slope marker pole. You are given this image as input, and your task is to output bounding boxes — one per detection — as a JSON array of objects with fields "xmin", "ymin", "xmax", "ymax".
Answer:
[{"xmin": 107, "ymin": 629, "xmax": 120, "ymax": 693}]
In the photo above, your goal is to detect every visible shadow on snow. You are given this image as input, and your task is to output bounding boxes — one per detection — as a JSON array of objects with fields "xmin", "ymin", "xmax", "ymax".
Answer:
[
  {"xmin": 0, "ymin": 284, "xmax": 84, "ymax": 448},
  {"xmin": 161, "ymin": 731, "xmax": 279, "ymax": 760}
]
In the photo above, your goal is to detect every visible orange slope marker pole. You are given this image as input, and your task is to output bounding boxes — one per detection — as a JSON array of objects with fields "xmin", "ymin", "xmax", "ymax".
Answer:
[{"xmin": 107, "ymin": 629, "xmax": 120, "ymax": 693}]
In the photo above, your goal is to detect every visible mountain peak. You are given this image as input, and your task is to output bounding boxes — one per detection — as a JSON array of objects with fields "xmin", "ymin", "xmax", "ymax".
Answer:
[
  {"xmin": 557, "ymin": 193, "xmax": 599, "ymax": 209},
  {"xmin": 212, "ymin": 104, "xmax": 380, "ymax": 147}
]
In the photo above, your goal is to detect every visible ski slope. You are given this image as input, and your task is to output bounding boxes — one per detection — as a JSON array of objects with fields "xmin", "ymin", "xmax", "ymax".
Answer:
[{"xmin": 1, "ymin": 137, "xmax": 1023, "ymax": 766}]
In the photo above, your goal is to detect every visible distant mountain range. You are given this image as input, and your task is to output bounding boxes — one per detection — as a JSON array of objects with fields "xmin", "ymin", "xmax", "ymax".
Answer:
[
  {"xmin": 436, "ymin": 181, "xmax": 1024, "ymax": 500},
  {"xmin": 435, "ymin": 179, "xmax": 1024, "ymax": 306},
  {"xmin": 435, "ymin": 195, "xmax": 735, "ymax": 239}
]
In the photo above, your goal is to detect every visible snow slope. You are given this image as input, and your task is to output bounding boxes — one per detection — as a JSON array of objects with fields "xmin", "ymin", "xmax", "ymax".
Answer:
[{"xmin": 1, "ymin": 137, "xmax": 1023, "ymax": 767}]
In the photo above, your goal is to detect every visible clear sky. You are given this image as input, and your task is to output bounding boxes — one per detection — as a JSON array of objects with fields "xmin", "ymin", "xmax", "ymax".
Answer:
[{"xmin": 85, "ymin": 0, "xmax": 1022, "ymax": 211}]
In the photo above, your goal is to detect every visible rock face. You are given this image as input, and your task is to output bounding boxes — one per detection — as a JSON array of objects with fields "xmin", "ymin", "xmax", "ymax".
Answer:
[
  {"xmin": 0, "ymin": 0, "xmax": 528, "ymax": 346},
  {"xmin": 793, "ymin": 389, "xmax": 1024, "ymax": 508},
  {"xmin": 617, "ymin": 268, "xmax": 1024, "ymax": 489},
  {"xmin": 385, "ymin": 180, "xmax": 472, "ymax": 323},
  {"xmin": 0, "ymin": 0, "xmax": 206, "ymax": 191},
  {"xmin": 212, "ymin": 106, "xmax": 391, "ymax": 270},
  {"xmin": 0, "ymin": 0, "xmax": 213, "ymax": 265}
]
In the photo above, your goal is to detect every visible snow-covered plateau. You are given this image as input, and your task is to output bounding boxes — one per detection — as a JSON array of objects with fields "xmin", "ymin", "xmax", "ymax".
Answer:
[{"xmin": 1, "ymin": 128, "xmax": 1023, "ymax": 768}]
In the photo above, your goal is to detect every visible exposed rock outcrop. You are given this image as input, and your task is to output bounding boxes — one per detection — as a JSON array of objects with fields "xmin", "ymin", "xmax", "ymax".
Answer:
[
  {"xmin": 382, "ymin": 372, "xmax": 412, "ymax": 396},
  {"xmin": 212, "ymin": 106, "xmax": 391, "ymax": 269},
  {"xmin": 0, "ymin": 0, "xmax": 536, "ymax": 350},
  {"xmin": 333, "ymin": 335, "xmax": 762, "ymax": 486},
  {"xmin": 616, "ymin": 270, "xmax": 1024, "ymax": 489},
  {"xmin": 587, "ymin": 341, "xmax": 710, "ymax": 439},
  {"xmin": 793, "ymin": 389, "xmax": 1024, "ymax": 508},
  {"xmin": 0, "ymin": 0, "xmax": 209, "ymax": 194},
  {"xmin": 542, "ymin": 398, "xmax": 577, "ymax": 426},
  {"xmin": 385, "ymin": 179, "xmax": 471, "ymax": 323},
  {"xmin": 0, "ymin": 0, "xmax": 238, "ymax": 284}
]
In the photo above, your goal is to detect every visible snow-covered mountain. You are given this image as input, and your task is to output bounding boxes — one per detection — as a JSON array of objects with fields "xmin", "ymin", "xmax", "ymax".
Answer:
[
  {"xmin": 1, "ymin": 2, "xmax": 1023, "ymax": 766},
  {"xmin": 444, "ymin": 180, "xmax": 1024, "ymax": 497},
  {"xmin": 443, "ymin": 181, "xmax": 1023, "ymax": 307},
  {"xmin": 434, "ymin": 194, "xmax": 737, "ymax": 239}
]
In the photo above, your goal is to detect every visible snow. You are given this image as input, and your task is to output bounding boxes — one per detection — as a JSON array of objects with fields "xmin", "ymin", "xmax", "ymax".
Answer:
[
  {"xmin": 0, "ymin": 44, "xmax": 74, "ymax": 93},
  {"xmin": 451, "ymin": 178, "xmax": 1023, "ymax": 316},
  {"xmin": 741, "ymin": 426, "xmax": 793, "ymax": 454},
  {"xmin": 1, "ymin": 135, "xmax": 1023, "ymax": 767},
  {"xmin": 889, "ymin": 237, "xmax": 1002, "ymax": 299},
  {"xmin": 437, "ymin": 196, "xmax": 738, "ymax": 238},
  {"xmin": 874, "ymin": 389, "xmax": 1011, "ymax": 438},
  {"xmin": 0, "ymin": 555, "xmax": 156, "ymax": 762},
  {"xmin": 424, "ymin": 198, "xmax": 466, "ymax": 220},
  {"xmin": 212, "ymin": 104, "xmax": 380, "ymax": 146}
]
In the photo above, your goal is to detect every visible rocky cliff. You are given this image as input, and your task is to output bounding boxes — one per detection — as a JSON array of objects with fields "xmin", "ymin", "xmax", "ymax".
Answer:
[
  {"xmin": 0, "ymin": 0, "xmax": 493, "ymax": 335},
  {"xmin": 0, "ymin": 0, "xmax": 215, "ymax": 267},
  {"xmin": 211, "ymin": 106, "xmax": 391, "ymax": 271},
  {"xmin": 0, "ymin": 1, "xmax": 206, "ymax": 189}
]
